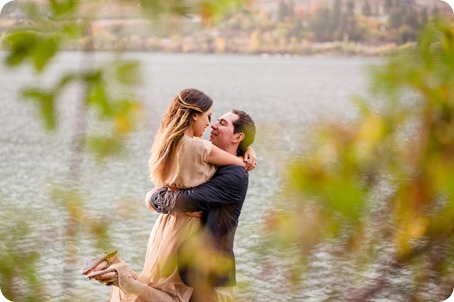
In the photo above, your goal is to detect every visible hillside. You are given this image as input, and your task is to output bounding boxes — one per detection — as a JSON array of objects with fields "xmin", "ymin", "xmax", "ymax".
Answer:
[{"xmin": 1, "ymin": 0, "xmax": 453, "ymax": 55}]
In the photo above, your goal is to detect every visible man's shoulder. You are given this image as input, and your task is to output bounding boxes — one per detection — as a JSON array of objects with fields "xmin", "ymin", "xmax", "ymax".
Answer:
[
  {"xmin": 215, "ymin": 165, "xmax": 249, "ymax": 182},
  {"xmin": 217, "ymin": 165, "xmax": 248, "ymax": 174}
]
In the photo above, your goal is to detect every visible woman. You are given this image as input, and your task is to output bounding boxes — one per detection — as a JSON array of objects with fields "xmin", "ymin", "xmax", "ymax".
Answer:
[{"xmin": 83, "ymin": 88, "xmax": 255, "ymax": 301}]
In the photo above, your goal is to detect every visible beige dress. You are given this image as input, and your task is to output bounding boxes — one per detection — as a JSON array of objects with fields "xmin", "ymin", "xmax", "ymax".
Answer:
[{"xmin": 109, "ymin": 135, "xmax": 216, "ymax": 302}]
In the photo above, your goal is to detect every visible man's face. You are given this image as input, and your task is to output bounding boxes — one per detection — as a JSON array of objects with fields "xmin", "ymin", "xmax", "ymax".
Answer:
[{"xmin": 209, "ymin": 111, "xmax": 239, "ymax": 150}]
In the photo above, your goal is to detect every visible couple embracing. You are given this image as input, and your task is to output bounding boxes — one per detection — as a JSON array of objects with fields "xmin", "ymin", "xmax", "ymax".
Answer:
[{"xmin": 81, "ymin": 88, "xmax": 257, "ymax": 302}]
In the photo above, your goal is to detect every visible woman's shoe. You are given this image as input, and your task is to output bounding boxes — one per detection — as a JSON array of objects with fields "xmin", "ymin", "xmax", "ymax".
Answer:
[
  {"xmin": 86, "ymin": 267, "xmax": 118, "ymax": 286},
  {"xmin": 81, "ymin": 249, "xmax": 118, "ymax": 275}
]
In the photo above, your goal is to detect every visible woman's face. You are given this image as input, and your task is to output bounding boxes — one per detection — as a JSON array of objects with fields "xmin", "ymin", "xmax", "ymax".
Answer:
[{"xmin": 191, "ymin": 107, "xmax": 212, "ymax": 137}]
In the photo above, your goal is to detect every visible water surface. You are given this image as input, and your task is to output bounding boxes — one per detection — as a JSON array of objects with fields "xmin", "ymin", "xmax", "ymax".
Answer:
[{"xmin": 0, "ymin": 52, "xmax": 381, "ymax": 301}]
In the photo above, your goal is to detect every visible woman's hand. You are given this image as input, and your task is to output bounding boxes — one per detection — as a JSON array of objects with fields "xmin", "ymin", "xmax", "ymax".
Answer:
[{"xmin": 243, "ymin": 147, "xmax": 257, "ymax": 172}]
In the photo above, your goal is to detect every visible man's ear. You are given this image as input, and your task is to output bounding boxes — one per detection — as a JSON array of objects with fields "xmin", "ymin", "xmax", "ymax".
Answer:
[{"xmin": 233, "ymin": 132, "xmax": 244, "ymax": 143}]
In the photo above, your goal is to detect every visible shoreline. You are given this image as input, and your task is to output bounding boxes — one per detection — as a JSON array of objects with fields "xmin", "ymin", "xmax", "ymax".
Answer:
[
  {"xmin": 0, "ymin": 41, "xmax": 406, "ymax": 58},
  {"xmin": 0, "ymin": 48, "xmax": 390, "ymax": 61}
]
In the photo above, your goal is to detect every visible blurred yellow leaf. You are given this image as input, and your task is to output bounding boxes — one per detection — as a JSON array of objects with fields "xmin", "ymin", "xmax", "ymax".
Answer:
[
  {"xmin": 115, "ymin": 113, "xmax": 132, "ymax": 134},
  {"xmin": 407, "ymin": 217, "xmax": 428, "ymax": 239},
  {"xmin": 356, "ymin": 113, "xmax": 384, "ymax": 147}
]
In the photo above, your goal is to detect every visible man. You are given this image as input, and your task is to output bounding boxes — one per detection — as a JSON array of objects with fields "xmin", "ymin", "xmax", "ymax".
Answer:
[{"xmin": 149, "ymin": 109, "xmax": 256, "ymax": 302}]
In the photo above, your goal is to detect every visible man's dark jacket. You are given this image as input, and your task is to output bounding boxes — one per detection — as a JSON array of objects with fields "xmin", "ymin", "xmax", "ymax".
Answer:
[{"xmin": 150, "ymin": 165, "xmax": 249, "ymax": 287}]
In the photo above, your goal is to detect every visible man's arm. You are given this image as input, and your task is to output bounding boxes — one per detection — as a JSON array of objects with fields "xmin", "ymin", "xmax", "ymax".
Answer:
[{"xmin": 150, "ymin": 166, "xmax": 248, "ymax": 213}]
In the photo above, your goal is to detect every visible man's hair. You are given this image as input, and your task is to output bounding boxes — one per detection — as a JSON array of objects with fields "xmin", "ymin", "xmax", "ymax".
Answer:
[{"xmin": 231, "ymin": 109, "xmax": 256, "ymax": 156}]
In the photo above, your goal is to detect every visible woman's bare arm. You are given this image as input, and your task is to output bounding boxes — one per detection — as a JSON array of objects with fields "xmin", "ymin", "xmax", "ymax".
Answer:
[{"xmin": 207, "ymin": 144, "xmax": 245, "ymax": 167}]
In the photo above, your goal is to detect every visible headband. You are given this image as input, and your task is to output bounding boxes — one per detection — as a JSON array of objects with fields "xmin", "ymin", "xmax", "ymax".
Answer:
[{"xmin": 177, "ymin": 92, "xmax": 203, "ymax": 112}]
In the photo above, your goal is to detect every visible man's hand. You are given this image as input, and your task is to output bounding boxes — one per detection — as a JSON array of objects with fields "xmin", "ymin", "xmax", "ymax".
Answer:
[
  {"xmin": 145, "ymin": 188, "xmax": 159, "ymax": 210},
  {"xmin": 185, "ymin": 211, "xmax": 203, "ymax": 218}
]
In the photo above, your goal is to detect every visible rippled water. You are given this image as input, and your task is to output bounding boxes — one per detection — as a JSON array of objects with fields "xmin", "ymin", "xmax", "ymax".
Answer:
[{"xmin": 0, "ymin": 52, "xmax": 383, "ymax": 301}]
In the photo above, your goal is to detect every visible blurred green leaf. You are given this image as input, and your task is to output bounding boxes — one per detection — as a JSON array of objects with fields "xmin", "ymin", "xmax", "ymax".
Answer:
[
  {"xmin": 33, "ymin": 36, "xmax": 59, "ymax": 71},
  {"xmin": 114, "ymin": 61, "xmax": 142, "ymax": 86},
  {"xmin": 86, "ymin": 135, "xmax": 127, "ymax": 160},
  {"xmin": 61, "ymin": 21, "xmax": 84, "ymax": 38},
  {"xmin": 139, "ymin": 0, "xmax": 165, "ymax": 17},
  {"xmin": 139, "ymin": 0, "xmax": 192, "ymax": 18},
  {"xmin": 4, "ymin": 31, "xmax": 38, "ymax": 66},
  {"xmin": 4, "ymin": 31, "xmax": 59, "ymax": 72},
  {"xmin": 23, "ymin": 1, "xmax": 50, "ymax": 22},
  {"xmin": 21, "ymin": 88, "xmax": 57, "ymax": 130},
  {"xmin": 0, "ymin": 204, "xmax": 45, "ymax": 301},
  {"xmin": 56, "ymin": 72, "xmax": 77, "ymax": 90},
  {"xmin": 87, "ymin": 77, "xmax": 111, "ymax": 117},
  {"xmin": 49, "ymin": 0, "xmax": 78, "ymax": 16}
]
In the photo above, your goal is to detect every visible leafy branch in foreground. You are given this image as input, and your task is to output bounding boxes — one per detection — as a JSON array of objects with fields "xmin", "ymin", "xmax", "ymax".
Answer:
[
  {"xmin": 1, "ymin": 0, "xmax": 248, "ymax": 301},
  {"xmin": 267, "ymin": 18, "xmax": 454, "ymax": 301}
]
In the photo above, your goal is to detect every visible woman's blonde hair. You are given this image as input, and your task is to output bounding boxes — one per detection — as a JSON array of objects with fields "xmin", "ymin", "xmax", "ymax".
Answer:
[{"xmin": 149, "ymin": 88, "xmax": 213, "ymax": 186}]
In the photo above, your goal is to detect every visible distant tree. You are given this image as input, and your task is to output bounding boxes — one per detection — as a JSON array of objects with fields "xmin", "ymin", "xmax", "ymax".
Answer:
[
  {"xmin": 420, "ymin": 8, "xmax": 429, "ymax": 26},
  {"xmin": 289, "ymin": 17, "xmax": 305, "ymax": 40},
  {"xmin": 346, "ymin": 1, "xmax": 355, "ymax": 14},
  {"xmin": 384, "ymin": 0, "xmax": 394, "ymax": 14},
  {"xmin": 332, "ymin": 0, "xmax": 342, "ymax": 30},
  {"xmin": 406, "ymin": 6, "xmax": 420, "ymax": 30},
  {"xmin": 432, "ymin": 4, "xmax": 440, "ymax": 17},
  {"xmin": 288, "ymin": 0, "xmax": 295, "ymax": 17},
  {"xmin": 388, "ymin": 6, "xmax": 403, "ymax": 29},
  {"xmin": 277, "ymin": 0, "xmax": 289, "ymax": 22},
  {"xmin": 362, "ymin": 0, "xmax": 372, "ymax": 16},
  {"xmin": 248, "ymin": 29, "xmax": 261, "ymax": 53},
  {"xmin": 308, "ymin": 7, "xmax": 333, "ymax": 41},
  {"xmin": 345, "ymin": 2, "xmax": 359, "ymax": 40}
]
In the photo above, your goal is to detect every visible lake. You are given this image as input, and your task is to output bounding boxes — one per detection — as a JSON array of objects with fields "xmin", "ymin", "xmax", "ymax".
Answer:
[{"xmin": 0, "ymin": 52, "xmax": 383, "ymax": 301}]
